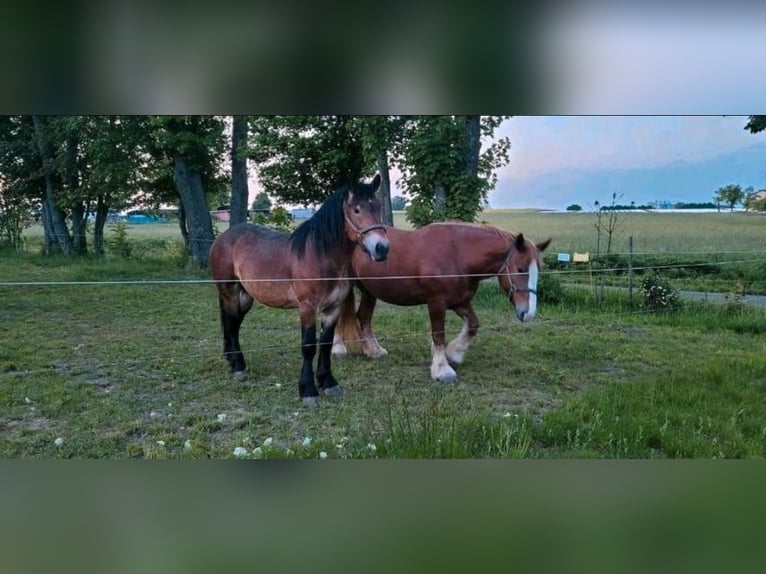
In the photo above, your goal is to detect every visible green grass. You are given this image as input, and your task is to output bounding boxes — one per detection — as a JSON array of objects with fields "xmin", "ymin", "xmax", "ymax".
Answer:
[{"xmin": 2, "ymin": 241, "xmax": 765, "ymax": 459}]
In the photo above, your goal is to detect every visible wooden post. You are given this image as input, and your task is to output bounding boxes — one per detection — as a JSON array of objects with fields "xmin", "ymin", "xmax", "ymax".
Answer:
[{"xmin": 628, "ymin": 236, "xmax": 634, "ymax": 308}]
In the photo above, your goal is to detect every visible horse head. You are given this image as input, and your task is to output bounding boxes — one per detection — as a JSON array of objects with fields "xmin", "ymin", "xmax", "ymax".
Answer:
[
  {"xmin": 498, "ymin": 233, "xmax": 551, "ymax": 322},
  {"xmin": 344, "ymin": 173, "xmax": 390, "ymax": 262}
]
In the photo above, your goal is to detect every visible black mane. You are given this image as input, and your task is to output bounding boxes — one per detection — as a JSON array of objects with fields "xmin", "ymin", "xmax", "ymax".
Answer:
[{"xmin": 290, "ymin": 179, "xmax": 377, "ymax": 259}]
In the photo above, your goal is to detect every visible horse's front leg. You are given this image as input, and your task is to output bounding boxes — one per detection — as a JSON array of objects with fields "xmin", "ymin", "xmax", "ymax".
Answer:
[
  {"xmin": 446, "ymin": 303, "xmax": 480, "ymax": 367},
  {"xmin": 428, "ymin": 301, "xmax": 457, "ymax": 383},
  {"xmin": 316, "ymin": 306, "xmax": 343, "ymax": 398},
  {"xmin": 357, "ymin": 285, "xmax": 387, "ymax": 358},
  {"xmin": 298, "ymin": 304, "xmax": 321, "ymax": 405}
]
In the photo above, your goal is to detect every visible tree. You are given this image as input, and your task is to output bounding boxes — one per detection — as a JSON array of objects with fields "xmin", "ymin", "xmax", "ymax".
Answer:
[
  {"xmin": 147, "ymin": 116, "xmax": 227, "ymax": 266},
  {"xmin": 248, "ymin": 116, "xmax": 369, "ymax": 206},
  {"xmin": 744, "ymin": 189, "xmax": 766, "ymax": 211},
  {"xmin": 229, "ymin": 115, "xmax": 249, "ymax": 226},
  {"xmin": 252, "ymin": 192, "xmax": 272, "ymax": 213},
  {"xmin": 247, "ymin": 115, "xmax": 510, "ymax": 228},
  {"xmin": 592, "ymin": 193, "xmax": 627, "ymax": 256},
  {"xmin": 32, "ymin": 115, "xmax": 74, "ymax": 255},
  {"xmin": 395, "ymin": 116, "xmax": 510, "ymax": 227},
  {"xmin": 353, "ymin": 116, "xmax": 406, "ymax": 226},
  {"xmin": 74, "ymin": 116, "xmax": 146, "ymax": 257},
  {"xmin": 391, "ymin": 196, "xmax": 407, "ymax": 210},
  {"xmin": 714, "ymin": 184, "xmax": 745, "ymax": 212},
  {"xmin": 566, "ymin": 204, "xmax": 582, "ymax": 212},
  {"xmin": 1, "ymin": 116, "xmax": 149, "ymax": 257},
  {"xmin": 745, "ymin": 116, "xmax": 766, "ymax": 133},
  {"xmin": 0, "ymin": 116, "xmax": 44, "ymax": 250}
]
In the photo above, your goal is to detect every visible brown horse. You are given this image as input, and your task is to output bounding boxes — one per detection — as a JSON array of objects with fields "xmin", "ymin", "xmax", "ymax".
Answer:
[
  {"xmin": 209, "ymin": 175, "xmax": 390, "ymax": 404},
  {"xmin": 332, "ymin": 222, "xmax": 550, "ymax": 383}
]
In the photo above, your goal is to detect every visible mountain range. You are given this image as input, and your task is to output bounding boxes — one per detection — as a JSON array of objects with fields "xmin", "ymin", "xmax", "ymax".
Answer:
[{"xmin": 492, "ymin": 140, "xmax": 766, "ymax": 210}]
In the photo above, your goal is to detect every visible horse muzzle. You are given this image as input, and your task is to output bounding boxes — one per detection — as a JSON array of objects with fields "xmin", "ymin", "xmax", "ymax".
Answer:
[
  {"xmin": 364, "ymin": 237, "xmax": 390, "ymax": 261},
  {"xmin": 510, "ymin": 288, "xmax": 537, "ymax": 323}
]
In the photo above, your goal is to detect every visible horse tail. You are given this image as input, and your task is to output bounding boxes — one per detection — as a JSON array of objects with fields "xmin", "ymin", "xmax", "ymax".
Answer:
[{"xmin": 335, "ymin": 286, "xmax": 363, "ymax": 354}]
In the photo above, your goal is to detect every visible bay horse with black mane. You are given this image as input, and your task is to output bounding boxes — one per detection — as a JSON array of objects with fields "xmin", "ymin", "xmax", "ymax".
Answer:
[
  {"xmin": 332, "ymin": 222, "xmax": 550, "ymax": 383},
  {"xmin": 209, "ymin": 174, "xmax": 390, "ymax": 404}
]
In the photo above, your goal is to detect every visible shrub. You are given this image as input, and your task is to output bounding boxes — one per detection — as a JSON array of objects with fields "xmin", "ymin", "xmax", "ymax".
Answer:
[
  {"xmin": 538, "ymin": 272, "xmax": 564, "ymax": 304},
  {"xmin": 107, "ymin": 222, "xmax": 132, "ymax": 258},
  {"xmin": 640, "ymin": 274, "xmax": 681, "ymax": 313},
  {"xmin": 252, "ymin": 205, "xmax": 293, "ymax": 231}
]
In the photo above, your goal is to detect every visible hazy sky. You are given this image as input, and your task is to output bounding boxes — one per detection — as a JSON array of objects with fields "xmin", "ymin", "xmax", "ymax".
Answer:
[
  {"xmin": 489, "ymin": 116, "xmax": 766, "ymax": 209},
  {"xmin": 496, "ymin": 116, "xmax": 759, "ymax": 180}
]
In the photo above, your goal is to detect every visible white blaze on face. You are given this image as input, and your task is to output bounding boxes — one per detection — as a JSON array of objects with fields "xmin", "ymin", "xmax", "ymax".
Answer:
[
  {"xmin": 526, "ymin": 260, "xmax": 539, "ymax": 321},
  {"xmin": 362, "ymin": 230, "xmax": 389, "ymax": 260}
]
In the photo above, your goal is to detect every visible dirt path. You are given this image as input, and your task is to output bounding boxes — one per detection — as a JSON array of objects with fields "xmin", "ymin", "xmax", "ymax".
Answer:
[{"xmin": 565, "ymin": 285, "xmax": 766, "ymax": 307}]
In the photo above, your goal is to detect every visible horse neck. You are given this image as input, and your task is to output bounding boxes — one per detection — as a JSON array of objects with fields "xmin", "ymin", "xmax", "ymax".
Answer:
[
  {"xmin": 316, "ymin": 235, "xmax": 356, "ymax": 276},
  {"xmin": 468, "ymin": 229, "xmax": 515, "ymax": 275}
]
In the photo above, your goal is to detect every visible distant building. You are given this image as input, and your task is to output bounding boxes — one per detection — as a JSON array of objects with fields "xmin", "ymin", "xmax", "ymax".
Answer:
[{"xmin": 291, "ymin": 208, "xmax": 316, "ymax": 220}]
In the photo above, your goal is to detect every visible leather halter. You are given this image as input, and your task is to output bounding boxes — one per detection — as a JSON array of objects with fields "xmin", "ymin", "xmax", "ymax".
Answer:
[
  {"xmin": 344, "ymin": 211, "xmax": 387, "ymax": 241},
  {"xmin": 500, "ymin": 244, "xmax": 538, "ymax": 298}
]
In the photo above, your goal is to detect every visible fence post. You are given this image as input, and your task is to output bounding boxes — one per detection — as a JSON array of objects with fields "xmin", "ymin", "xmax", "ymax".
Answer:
[{"xmin": 628, "ymin": 235, "xmax": 634, "ymax": 308}]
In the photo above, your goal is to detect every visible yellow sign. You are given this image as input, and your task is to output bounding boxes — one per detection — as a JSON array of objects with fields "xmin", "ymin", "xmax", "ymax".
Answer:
[{"xmin": 573, "ymin": 252, "xmax": 590, "ymax": 263}]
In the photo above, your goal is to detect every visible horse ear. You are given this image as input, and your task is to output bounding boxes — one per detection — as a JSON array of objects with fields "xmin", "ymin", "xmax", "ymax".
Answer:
[
  {"xmin": 536, "ymin": 238, "xmax": 552, "ymax": 252},
  {"xmin": 514, "ymin": 233, "xmax": 526, "ymax": 251},
  {"xmin": 371, "ymin": 173, "xmax": 381, "ymax": 192}
]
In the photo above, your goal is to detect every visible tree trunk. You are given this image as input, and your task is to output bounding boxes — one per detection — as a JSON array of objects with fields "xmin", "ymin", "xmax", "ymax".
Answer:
[
  {"xmin": 229, "ymin": 115, "xmax": 249, "ymax": 226},
  {"xmin": 70, "ymin": 202, "xmax": 88, "ymax": 255},
  {"xmin": 434, "ymin": 183, "xmax": 447, "ymax": 221},
  {"xmin": 40, "ymin": 200, "xmax": 61, "ymax": 255},
  {"xmin": 93, "ymin": 194, "xmax": 109, "ymax": 257},
  {"xmin": 464, "ymin": 115, "xmax": 481, "ymax": 179},
  {"xmin": 376, "ymin": 148, "xmax": 393, "ymax": 226},
  {"xmin": 177, "ymin": 202, "xmax": 189, "ymax": 248},
  {"xmin": 173, "ymin": 154, "xmax": 215, "ymax": 267},
  {"xmin": 65, "ymin": 132, "xmax": 88, "ymax": 255},
  {"xmin": 32, "ymin": 115, "xmax": 73, "ymax": 255},
  {"xmin": 463, "ymin": 115, "xmax": 482, "ymax": 219}
]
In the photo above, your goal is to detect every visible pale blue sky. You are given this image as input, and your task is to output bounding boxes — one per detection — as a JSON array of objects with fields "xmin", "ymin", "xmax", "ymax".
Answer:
[
  {"xmin": 490, "ymin": 116, "xmax": 766, "ymax": 209},
  {"xmin": 497, "ymin": 116, "xmax": 759, "ymax": 180}
]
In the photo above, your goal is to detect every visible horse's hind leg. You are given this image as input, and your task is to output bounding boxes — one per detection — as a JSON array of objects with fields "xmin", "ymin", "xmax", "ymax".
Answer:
[
  {"xmin": 446, "ymin": 303, "xmax": 480, "ymax": 366},
  {"xmin": 357, "ymin": 286, "xmax": 388, "ymax": 358},
  {"xmin": 428, "ymin": 301, "xmax": 457, "ymax": 383},
  {"xmin": 218, "ymin": 283, "xmax": 253, "ymax": 377},
  {"xmin": 331, "ymin": 288, "xmax": 357, "ymax": 357}
]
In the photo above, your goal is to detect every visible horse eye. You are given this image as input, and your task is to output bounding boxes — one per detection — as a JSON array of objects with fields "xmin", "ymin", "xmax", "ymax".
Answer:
[{"xmin": 354, "ymin": 206, "xmax": 361, "ymax": 214}]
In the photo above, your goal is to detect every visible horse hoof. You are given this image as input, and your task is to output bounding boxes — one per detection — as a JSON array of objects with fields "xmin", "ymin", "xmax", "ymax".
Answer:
[
  {"xmin": 322, "ymin": 385, "xmax": 343, "ymax": 398},
  {"xmin": 434, "ymin": 372, "xmax": 458, "ymax": 384},
  {"xmin": 331, "ymin": 343, "xmax": 348, "ymax": 358},
  {"xmin": 302, "ymin": 396, "xmax": 320, "ymax": 407},
  {"xmin": 233, "ymin": 370, "xmax": 247, "ymax": 380},
  {"xmin": 364, "ymin": 349, "xmax": 388, "ymax": 359}
]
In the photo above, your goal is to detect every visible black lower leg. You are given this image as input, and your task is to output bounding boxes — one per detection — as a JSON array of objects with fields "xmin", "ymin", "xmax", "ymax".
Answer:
[
  {"xmin": 316, "ymin": 322, "xmax": 339, "ymax": 390},
  {"xmin": 220, "ymin": 303, "xmax": 246, "ymax": 373},
  {"xmin": 299, "ymin": 324, "xmax": 319, "ymax": 398}
]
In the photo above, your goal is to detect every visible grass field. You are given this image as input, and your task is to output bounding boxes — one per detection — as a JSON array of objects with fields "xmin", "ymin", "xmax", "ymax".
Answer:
[{"xmin": 2, "ymin": 212, "xmax": 765, "ymax": 458}]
